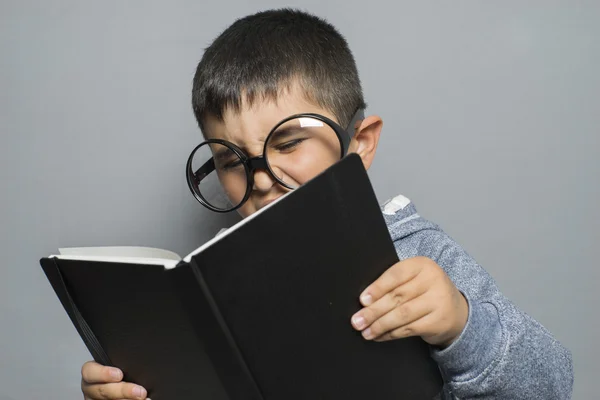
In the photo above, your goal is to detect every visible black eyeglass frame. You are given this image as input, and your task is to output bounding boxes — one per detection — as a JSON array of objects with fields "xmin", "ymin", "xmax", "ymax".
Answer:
[{"xmin": 186, "ymin": 108, "xmax": 365, "ymax": 213}]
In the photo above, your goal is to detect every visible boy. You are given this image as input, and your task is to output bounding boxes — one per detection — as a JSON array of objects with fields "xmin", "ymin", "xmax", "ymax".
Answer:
[{"xmin": 80, "ymin": 9, "xmax": 573, "ymax": 399}]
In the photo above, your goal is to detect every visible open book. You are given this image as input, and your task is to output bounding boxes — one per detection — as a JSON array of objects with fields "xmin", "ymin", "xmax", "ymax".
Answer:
[{"xmin": 40, "ymin": 155, "xmax": 443, "ymax": 400}]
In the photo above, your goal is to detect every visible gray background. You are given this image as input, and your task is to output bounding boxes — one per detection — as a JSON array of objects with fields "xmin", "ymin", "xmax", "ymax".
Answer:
[{"xmin": 1, "ymin": 1, "xmax": 598, "ymax": 398}]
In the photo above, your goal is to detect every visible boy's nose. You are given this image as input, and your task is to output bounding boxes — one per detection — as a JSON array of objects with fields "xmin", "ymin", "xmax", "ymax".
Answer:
[
  {"xmin": 252, "ymin": 164, "xmax": 287, "ymax": 192},
  {"xmin": 252, "ymin": 169, "xmax": 277, "ymax": 192}
]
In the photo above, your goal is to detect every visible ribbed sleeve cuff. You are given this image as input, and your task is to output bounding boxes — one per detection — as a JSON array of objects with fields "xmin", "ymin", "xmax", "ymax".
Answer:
[{"xmin": 431, "ymin": 294, "xmax": 504, "ymax": 383}]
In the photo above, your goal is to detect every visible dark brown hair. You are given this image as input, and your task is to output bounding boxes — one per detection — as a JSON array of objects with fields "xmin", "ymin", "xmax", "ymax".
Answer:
[{"xmin": 191, "ymin": 8, "xmax": 366, "ymax": 133}]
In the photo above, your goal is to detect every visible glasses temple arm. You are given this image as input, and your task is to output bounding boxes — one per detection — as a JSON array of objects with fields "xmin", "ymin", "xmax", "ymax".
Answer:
[
  {"xmin": 193, "ymin": 158, "xmax": 216, "ymax": 184},
  {"xmin": 345, "ymin": 108, "xmax": 365, "ymax": 138}
]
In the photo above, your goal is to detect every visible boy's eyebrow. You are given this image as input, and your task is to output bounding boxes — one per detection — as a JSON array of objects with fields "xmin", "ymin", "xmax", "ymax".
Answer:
[
  {"xmin": 213, "ymin": 146, "xmax": 237, "ymax": 161},
  {"xmin": 255, "ymin": 128, "xmax": 303, "ymax": 144},
  {"xmin": 268, "ymin": 126, "xmax": 310, "ymax": 141}
]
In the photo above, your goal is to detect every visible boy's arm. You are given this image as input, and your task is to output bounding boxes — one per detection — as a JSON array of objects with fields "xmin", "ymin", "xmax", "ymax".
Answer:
[{"xmin": 411, "ymin": 227, "xmax": 574, "ymax": 399}]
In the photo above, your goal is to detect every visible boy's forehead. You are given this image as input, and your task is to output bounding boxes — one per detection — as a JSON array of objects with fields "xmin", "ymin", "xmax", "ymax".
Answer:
[{"xmin": 202, "ymin": 85, "xmax": 337, "ymax": 144}]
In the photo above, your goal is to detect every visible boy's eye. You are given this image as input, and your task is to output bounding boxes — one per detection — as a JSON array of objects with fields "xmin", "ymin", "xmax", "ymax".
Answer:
[
  {"xmin": 272, "ymin": 138, "xmax": 307, "ymax": 152},
  {"xmin": 218, "ymin": 158, "xmax": 244, "ymax": 171}
]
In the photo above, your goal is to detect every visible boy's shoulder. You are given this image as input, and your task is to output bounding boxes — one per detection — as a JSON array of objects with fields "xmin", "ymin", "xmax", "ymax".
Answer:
[
  {"xmin": 381, "ymin": 194, "xmax": 452, "ymax": 260},
  {"xmin": 381, "ymin": 194, "xmax": 440, "ymax": 239}
]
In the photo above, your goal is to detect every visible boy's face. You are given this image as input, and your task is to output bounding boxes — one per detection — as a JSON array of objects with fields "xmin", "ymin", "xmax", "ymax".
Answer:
[{"xmin": 202, "ymin": 83, "xmax": 382, "ymax": 218}]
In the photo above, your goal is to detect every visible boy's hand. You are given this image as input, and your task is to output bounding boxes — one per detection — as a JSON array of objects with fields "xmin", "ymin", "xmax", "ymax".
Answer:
[
  {"xmin": 81, "ymin": 361, "xmax": 148, "ymax": 400},
  {"xmin": 351, "ymin": 256, "xmax": 468, "ymax": 348}
]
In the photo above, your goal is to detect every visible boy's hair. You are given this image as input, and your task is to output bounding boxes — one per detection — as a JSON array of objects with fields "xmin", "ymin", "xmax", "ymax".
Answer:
[{"xmin": 191, "ymin": 8, "xmax": 366, "ymax": 134}]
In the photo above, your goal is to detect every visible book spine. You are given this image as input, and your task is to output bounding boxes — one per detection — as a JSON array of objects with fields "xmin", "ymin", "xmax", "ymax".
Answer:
[
  {"xmin": 39, "ymin": 258, "xmax": 113, "ymax": 366},
  {"xmin": 170, "ymin": 261, "xmax": 265, "ymax": 400}
]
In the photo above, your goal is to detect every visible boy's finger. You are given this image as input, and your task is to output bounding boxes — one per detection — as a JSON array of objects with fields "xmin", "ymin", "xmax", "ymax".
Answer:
[
  {"xmin": 81, "ymin": 361, "xmax": 123, "ymax": 384},
  {"xmin": 361, "ymin": 295, "xmax": 431, "ymax": 340},
  {"xmin": 351, "ymin": 276, "xmax": 424, "ymax": 331},
  {"xmin": 359, "ymin": 258, "xmax": 422, "ymax": 306},
  {"xmin": 83, "ymin": 382, "xmax": 147, "ymax": 400},
  {"xmin": 373, "ymin": 313, "xmax": 435, "ymax": 342}
]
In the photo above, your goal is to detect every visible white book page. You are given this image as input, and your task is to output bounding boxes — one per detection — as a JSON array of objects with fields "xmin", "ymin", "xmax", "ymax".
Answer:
[
  {"xmin": 51, "ymin": 254, "xmax": 180, "ymax": 268},
  {"xmin": 53, "ymin": 246, "xmax": 182, "ymax": 269},
  {"xmin": 59, "ymin": 246, "xmax": 182, "ymax": 260}
]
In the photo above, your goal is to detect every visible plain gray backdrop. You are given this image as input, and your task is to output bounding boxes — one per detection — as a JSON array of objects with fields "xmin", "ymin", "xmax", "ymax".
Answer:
[{"xmin": 1, "ymin": 1, "xmax": 598, "ymax": 398}]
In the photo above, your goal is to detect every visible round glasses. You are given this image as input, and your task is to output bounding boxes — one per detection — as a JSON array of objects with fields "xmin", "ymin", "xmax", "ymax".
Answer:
[{"xmin": 186, "ymin": 109, "xmax": 365, "ymax": 212}]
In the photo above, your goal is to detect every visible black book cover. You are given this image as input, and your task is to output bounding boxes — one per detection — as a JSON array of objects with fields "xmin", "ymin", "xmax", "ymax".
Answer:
[{"xmin": 40, "ymin": 154, "xmax": 443, "ymax": 399}]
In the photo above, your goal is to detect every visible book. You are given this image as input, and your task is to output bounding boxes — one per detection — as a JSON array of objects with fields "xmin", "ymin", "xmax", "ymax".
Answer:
[{"xmin": 40, "ymin": 154, "xmax": 443, "ymax": 400}]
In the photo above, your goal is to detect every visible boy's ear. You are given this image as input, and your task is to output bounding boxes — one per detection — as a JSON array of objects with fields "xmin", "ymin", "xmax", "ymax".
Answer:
[{"xmin": 348, "ymin": 115, "xmax": 383, "ymax": 170}]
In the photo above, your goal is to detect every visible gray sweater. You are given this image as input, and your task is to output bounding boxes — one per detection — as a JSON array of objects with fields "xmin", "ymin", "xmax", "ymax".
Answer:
[{"xmin": 381, "ymin": 195, "xmax": 573, "ymax": 399}]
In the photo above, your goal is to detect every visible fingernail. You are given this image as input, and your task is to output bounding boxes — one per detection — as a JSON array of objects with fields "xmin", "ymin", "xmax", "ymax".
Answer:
[
  {"xmin": 352, "ymin": 314, "xmax": 366, "ymax": 330},
  {"xmin": 360, "ymin": 293, "xmax": 372, "ymax": 306},
  {"xmin": 109, "ymin": 368, "xmax": 122, "ymax": 379},
  {"xmin": 363, "ymin": 328, "xmax": 373, "ymax": 340},
  {"xmin": 133, "ymin": 385, "xmax": 146, "ymax": 399}
]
